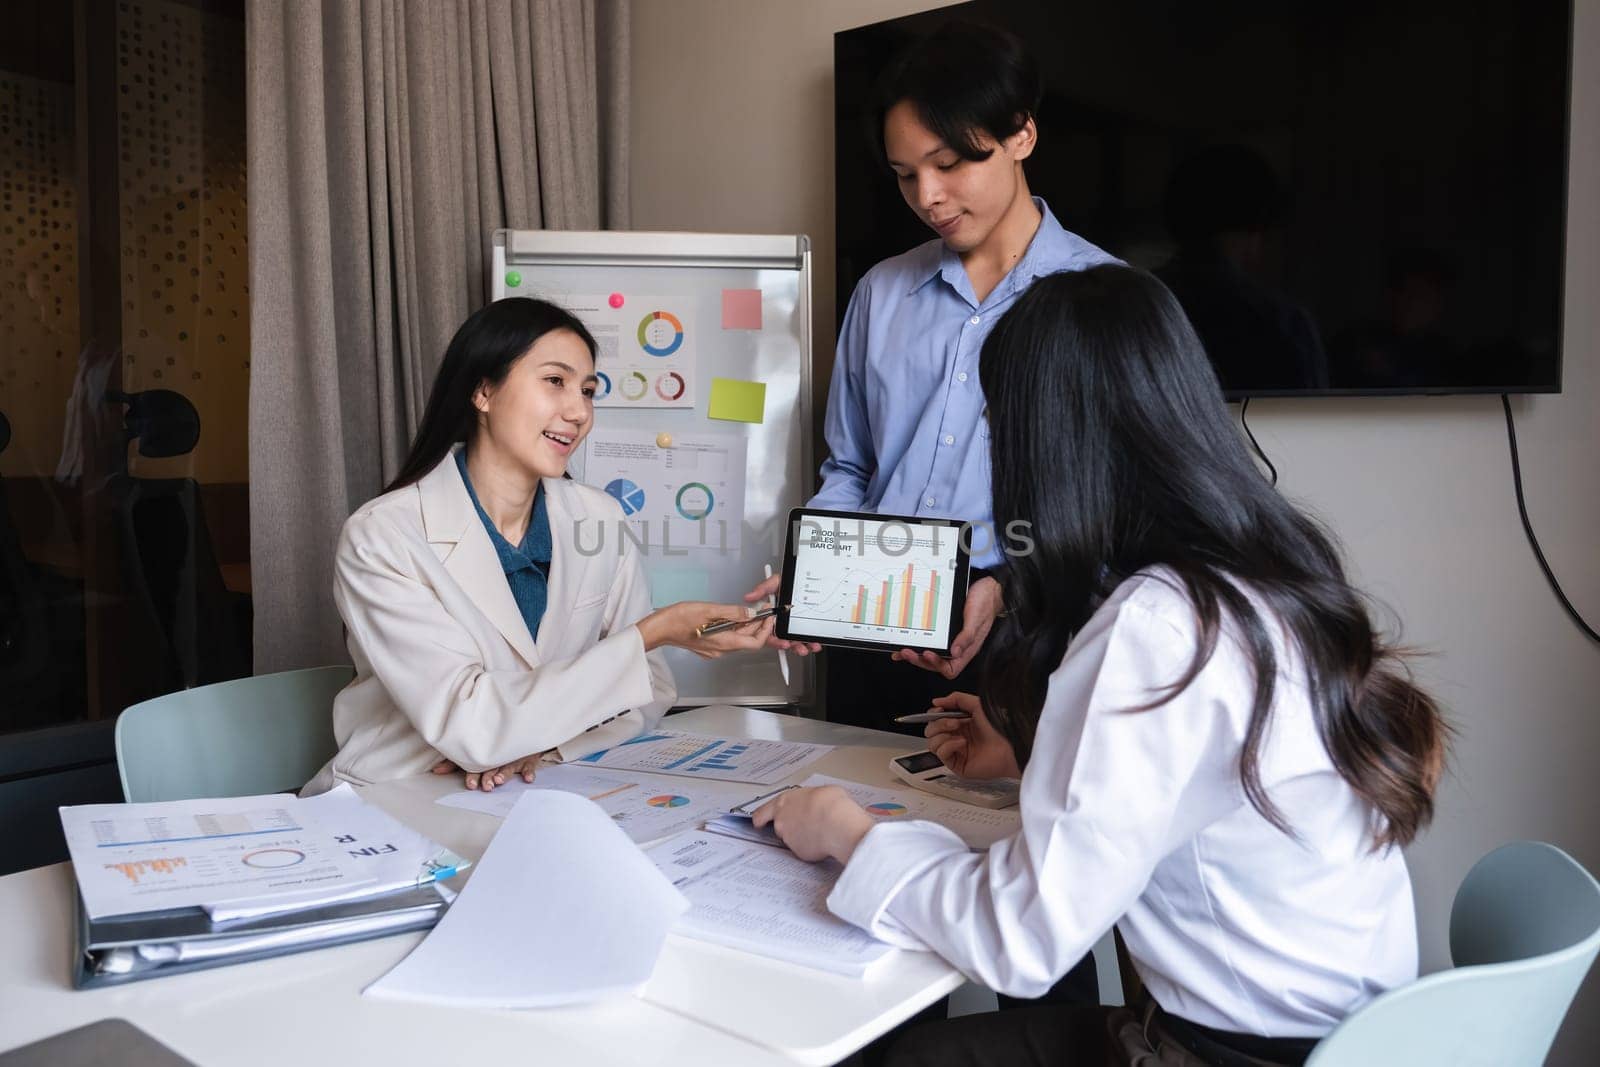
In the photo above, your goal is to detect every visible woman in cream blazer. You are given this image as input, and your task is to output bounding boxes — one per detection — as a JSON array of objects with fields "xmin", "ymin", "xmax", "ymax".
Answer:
[{"xmin": 305, "ymin": 298, "xmax": 770, "ymax": 794}]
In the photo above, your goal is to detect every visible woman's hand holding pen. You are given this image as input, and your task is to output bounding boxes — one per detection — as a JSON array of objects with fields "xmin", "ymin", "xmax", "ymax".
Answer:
[
  {"xmin": 924, "ymin": 692, "xmax": 1021, "ymax": 780},
  {"xmin": 637, "ymin": 601, "xmax": 775, "ymax": 659},
  {"xmin": 744, "ymin": 573, "xmax": 821, "ymax": 656}
]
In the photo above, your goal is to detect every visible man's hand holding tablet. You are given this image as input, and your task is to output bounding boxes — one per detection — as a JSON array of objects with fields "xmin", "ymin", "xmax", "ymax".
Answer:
[{"xmin": 891, "ymin": 572, "xmax": 1003, "ymax": 678}]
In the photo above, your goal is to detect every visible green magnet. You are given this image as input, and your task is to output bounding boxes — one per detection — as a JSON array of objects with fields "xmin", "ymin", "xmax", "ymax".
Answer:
[{"xmin": 505, "ymin": 271, "xmax": 522, "ymax": 288}]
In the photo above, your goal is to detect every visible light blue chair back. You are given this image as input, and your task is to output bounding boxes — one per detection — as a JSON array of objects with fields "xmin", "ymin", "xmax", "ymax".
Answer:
[
  {"xmin": 115, "ymin": 666, "xmax": 354, "ymax": 802},
  {"xmin": 1306, "ymin": 841, "xmax": 1600, "ymax": 1066}
]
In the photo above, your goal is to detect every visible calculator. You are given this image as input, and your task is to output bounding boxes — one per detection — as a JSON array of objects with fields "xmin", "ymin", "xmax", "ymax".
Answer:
[{"xmin": 888, "ymin": 751, "xmax": 1021, "ymax": 809}]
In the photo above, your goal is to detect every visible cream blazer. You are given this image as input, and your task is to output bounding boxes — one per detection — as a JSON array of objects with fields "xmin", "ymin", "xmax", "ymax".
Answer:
[{"xmin": 303, "ymin": 451, "xmax": 674, "ymax": 794}]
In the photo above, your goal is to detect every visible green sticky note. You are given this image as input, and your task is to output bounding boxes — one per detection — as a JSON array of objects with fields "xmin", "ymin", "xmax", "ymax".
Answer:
[
  {"xmin": 708, "ymin": 377, "xmax": 766, "ymax": 424},
  {"xmin": 650, "ymin": 568, "xmax": 712, "ymax": 609}
]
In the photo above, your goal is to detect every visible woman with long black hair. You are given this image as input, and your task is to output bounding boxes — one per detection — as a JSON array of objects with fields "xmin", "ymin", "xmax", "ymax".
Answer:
[
  {"xmin": 755, "ymin": 265, "xmax": 1447, "ymax": 1066},
  {"xmin": 304, "ymin": 298, "xmax": 769, "ymax": 795}
]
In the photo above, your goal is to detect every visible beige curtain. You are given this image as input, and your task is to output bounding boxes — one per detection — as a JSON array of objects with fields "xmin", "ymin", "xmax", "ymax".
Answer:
[{"xmin": 246, "ymin": 0, "xmax": 630, "ymax": 672}]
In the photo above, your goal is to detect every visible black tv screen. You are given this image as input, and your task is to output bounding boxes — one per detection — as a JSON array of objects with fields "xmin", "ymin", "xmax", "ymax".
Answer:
[{"xmin": 835, "ymin": 0, "xmax": 1571, "ymax": 397}]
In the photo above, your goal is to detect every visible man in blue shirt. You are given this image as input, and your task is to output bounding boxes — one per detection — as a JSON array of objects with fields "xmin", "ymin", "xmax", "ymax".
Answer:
[{"xmin": 755, "ymin": 21, "xmax": 1116, "ymax": 737}]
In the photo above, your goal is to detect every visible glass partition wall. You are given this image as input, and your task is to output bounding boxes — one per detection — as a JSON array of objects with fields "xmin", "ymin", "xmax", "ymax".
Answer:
[{"xmin": 0, "ymin": 0, "xmax": 250, "ymax": 873}]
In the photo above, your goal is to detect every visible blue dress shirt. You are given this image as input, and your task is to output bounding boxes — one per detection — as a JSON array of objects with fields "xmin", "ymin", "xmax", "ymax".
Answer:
[
  {"xmin": 455, "ymin": 449, "xmax": 552, "ymax": 641},
  {"xmin": 811, "ymin": 199, "xmax": 1118, "ymax": 567}
]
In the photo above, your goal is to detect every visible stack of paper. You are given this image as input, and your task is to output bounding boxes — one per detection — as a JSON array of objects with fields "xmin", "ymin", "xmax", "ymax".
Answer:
[
  {"xmin": 59, "ymin": 786, "xmax": 464, "ymax": 987},
  {"xmin": 645, "ymin": 832, "xmax": 893, "ymax": 977},
  {"xmin": 367, "ymin": 790, "xmax": 689, "ymax": 1008}
]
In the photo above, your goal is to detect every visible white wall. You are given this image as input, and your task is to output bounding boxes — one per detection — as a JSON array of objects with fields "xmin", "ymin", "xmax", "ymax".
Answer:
[{"xmin": 633, "ymin": 2, "xmax": 1600, "ymax": 1061}]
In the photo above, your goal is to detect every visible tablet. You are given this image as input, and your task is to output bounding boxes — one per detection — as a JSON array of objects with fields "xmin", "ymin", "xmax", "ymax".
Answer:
[{"xmin": 776, "ymin": 507, "xmax": 971, "ymax": 654}]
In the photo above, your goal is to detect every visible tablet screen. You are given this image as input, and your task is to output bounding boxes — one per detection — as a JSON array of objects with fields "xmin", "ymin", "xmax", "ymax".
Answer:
[{"xmin": 779, "ymin": 509, "xmax": 970, "ymax": 654}]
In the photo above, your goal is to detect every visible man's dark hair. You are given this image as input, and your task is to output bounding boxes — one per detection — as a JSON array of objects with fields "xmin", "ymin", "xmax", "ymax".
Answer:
[{"xmin": 872, "ymin": 20, "xmax": 1042, "ymax": 163}]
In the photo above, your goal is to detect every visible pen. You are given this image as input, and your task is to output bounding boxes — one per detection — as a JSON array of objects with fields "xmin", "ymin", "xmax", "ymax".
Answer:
[
  {"xmin": 766, "ymin": 563, "xmax": 791, "ymax": 686},
  {"xmin": 730, "ymin": 783, "xmax": 800, "ymax": 815},
  {"xmin": 892, "ymin": 710, "xmax": 972, "ymax": 724},
  {"xmin": 696, "ymin": 606, "xmax": 778, "ymax": 638}
]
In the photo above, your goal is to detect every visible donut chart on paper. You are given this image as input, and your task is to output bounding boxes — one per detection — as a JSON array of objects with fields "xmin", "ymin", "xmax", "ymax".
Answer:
[
  {"xmin": 594, "ymin": 371, "xmax": 613, "ymax": 399},
  {"xmin": 637, "ymin": 310, "xmax": 685, "ymax": 357},
  {"xmin": 620, "ymin": 371, "xmax": 650, "ymax": 401},
  {"xmin": 675, "ymin": 482, "xmax": 715, "ymax": 521},
  {"xmin": 655, "ymin": 371, "xmax": 686, "ymax": 401},
  {"xmin": 240, "ymin": 848, "xmax": 307, "ymax": 869}
]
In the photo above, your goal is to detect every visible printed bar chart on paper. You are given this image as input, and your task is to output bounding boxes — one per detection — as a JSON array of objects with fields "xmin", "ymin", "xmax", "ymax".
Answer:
[{"xmin": 567, "ymin": 728, "xmax": 832, "ymax": 785}]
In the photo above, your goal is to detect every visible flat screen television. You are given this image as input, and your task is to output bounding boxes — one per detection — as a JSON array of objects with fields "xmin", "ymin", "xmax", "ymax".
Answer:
[{"xmin": 834, "ymin": 0, "xmax": 1572, "ymax": 397}]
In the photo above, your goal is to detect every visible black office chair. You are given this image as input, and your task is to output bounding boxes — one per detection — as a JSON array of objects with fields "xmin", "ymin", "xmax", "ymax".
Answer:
[{"xmin": 107, "ymin": 390, "xmax": 248, "ymax": 693}]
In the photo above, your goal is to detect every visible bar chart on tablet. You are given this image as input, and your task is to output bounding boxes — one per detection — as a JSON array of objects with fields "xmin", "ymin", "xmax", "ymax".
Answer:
[{"xmin": 788, "ymin": 517, "xmax": 961, "ymax": 645}]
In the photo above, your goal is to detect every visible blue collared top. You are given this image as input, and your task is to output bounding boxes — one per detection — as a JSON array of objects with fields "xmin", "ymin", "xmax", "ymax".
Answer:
[
  {"xmin": 811, "ymin": 198, "xmax": 1118, "ymax": 567},
  {"xmin": 455, "ymin": 449, "xmax": 553, "ymax": 641}
]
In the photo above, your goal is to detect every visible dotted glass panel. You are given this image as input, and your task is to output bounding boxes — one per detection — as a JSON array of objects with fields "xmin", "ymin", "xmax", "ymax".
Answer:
[
  {"xmin": 118, "ymin": 0, "xmax": 248, "ymax": 483},
  {"xmin": 0, "ymin": 73, "xmax": 80, "ymax": 478}
]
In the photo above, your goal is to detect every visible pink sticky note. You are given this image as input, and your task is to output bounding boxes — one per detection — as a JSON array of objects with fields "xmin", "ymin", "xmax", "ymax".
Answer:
[{"xmin": 721, "ymin": 289, "xmax": 763, "ymax": 330}]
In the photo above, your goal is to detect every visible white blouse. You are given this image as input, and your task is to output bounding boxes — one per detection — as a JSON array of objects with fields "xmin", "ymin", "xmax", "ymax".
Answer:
[{"xmin": 828, "ymin": 570, "xmax": 1418, "ymax": 1037}]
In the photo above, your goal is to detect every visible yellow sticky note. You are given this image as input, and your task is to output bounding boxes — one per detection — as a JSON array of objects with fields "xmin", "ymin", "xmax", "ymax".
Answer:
[{"xmin": 708, "ymin": 377, "xmax": 766, "ymax": 424}]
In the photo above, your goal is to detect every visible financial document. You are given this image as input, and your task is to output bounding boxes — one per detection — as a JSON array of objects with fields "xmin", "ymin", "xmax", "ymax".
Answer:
[
  {"xmin": 435, "ymin": 764, "xmax": 756, "ymax": 844},
  {"xmin": 646, "ymin": 832, "xmax": 894, "ymax": 977},
  {"xmin": 61, "ymin": 793, "xmax": 374, "ymax": 920},
  {"xmin": 570, "ymin": 729, "xmax": 832, "ymax": 785},
  {"xmin": 207, "ymin": 785, "xmax": 465, "ymax": 921}
]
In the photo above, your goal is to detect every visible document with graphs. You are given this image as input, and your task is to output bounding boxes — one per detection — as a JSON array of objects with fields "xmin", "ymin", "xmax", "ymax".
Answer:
[
  {"xmin": 60, "ymin": 792, "xmax": 374, "ymax": 920},
  {"xmin": 566, "ymin": 723, "xmax": 833, "ymax": 785}
]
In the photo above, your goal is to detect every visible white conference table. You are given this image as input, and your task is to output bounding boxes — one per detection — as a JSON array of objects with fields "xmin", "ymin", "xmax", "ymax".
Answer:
[{"xmin": 0, "ymin": 706, "xmax": 968, "ymax": 1066}]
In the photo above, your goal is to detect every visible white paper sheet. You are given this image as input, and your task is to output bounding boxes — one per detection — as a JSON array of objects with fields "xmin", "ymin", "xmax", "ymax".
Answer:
[
  {"xmin": 61, "ymin": 793, "xmax": 375, "ymax": 920},
  {"xmin": 569, "ymin": 729, "xmax": 832, "ymax": 785},
  {"xmin": 799, "ymin": 774, "xmax": 1021, "ymax": 850},
  {"xmin": 206, "ymin": 785, "xmax": 467, "ymax": 921},
  {"xmin": 580, "ymin": 428, "xmax": 747, "ymax": 553},
  {"xmin": 365, "ymin": 790, "xmax": 689, "ymax": 1008},
  {"xmin": 434, "ymin": 764, "xmax": 755, "ymax": 844},
  {"xmin": 645, "ymin": 832, "xmax": 893, "ymax": 977}
]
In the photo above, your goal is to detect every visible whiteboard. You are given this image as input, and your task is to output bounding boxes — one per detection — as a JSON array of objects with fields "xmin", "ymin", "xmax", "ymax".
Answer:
[{"xmin": 492, "ymin": 230, "xmax": 813, "ymax": 707}]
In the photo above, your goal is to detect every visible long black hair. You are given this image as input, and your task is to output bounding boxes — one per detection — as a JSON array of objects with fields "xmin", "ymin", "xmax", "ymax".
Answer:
[
  {"xmin": 386, "ymin": 297, "xmax": 598, "ymax": 492},
  {"xmin": 871, "ymin": 20, "xmax": 1041, "ymax": 164},
  {"xmin": 979, "ymin": 265, "xmax": 1446, "ymax": 849}
]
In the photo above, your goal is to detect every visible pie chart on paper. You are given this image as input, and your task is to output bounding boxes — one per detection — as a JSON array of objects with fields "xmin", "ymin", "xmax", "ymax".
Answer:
[{"xmin": 604, "ymin": 478, "xmax": 647, "ymax": 517}]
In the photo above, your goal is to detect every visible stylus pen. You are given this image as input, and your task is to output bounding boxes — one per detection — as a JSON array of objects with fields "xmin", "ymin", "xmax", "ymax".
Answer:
[
  {"xmin": 696, "ymin": 606, "xmax": 779, "ymax": 638},
  {"xmin": 765, "ymin": 563, "xmax": 791, "ymax": 686},
  {"xmin": 893, "ymin": 710, "xmax": 972, "ymax": 724}
]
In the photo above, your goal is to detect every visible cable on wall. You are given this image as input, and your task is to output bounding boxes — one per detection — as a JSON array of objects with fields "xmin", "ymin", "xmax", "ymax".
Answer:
[
  {"xmin": 1239, "ymin": 397, "xmax": 1279, "ymax": 487},
  {"xmin": 1501, "ymin": 394, "xmax": 1599, "ymax": 644}
]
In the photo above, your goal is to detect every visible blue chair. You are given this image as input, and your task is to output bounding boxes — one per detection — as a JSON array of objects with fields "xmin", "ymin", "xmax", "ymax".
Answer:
[
  {"xmin": 1306, "ymin": 841, "xmax": 1600, "ymax": 1065},
  {"xmin": 115, "ymin": 666, "xmax": 354, "ymax": 802}
]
